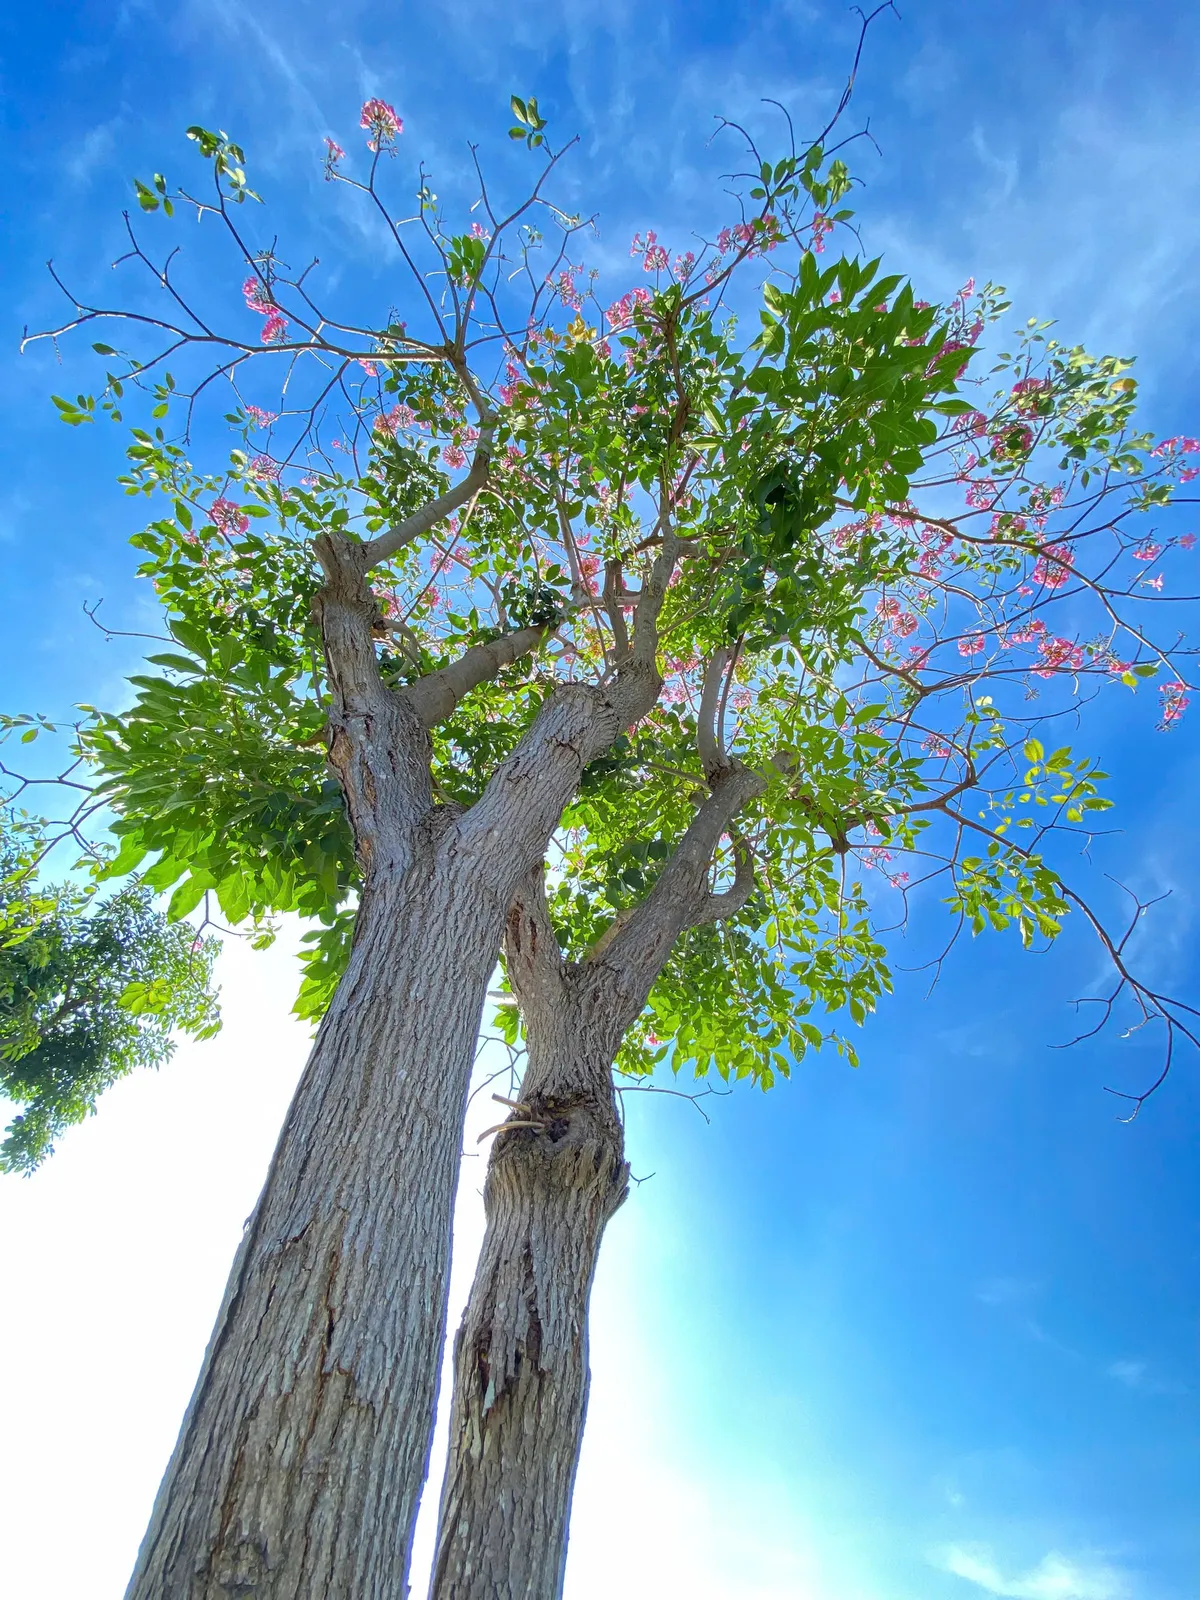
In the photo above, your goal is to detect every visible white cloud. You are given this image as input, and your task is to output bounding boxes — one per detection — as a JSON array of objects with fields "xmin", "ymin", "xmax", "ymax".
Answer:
[
  {"xmin": 936, "ymin": 1545, "xmax": 1130, "ymax": 1600},
  {"xmin": 1106, "ymin": 1359, "xmax": 1147, "ymax": 1389}
]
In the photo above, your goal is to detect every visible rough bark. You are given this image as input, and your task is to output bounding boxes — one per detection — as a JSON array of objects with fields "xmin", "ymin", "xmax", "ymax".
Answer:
[
  {"xmin": 430, "ymin": 767, "xmax": 763, "ymax": 1600},
  {"xmin": 126, "ymin": 518, "xmax": 677, "ymax": 1598},
  {"xmin": 125, "ymin": 851, "xmax": 503, "ymax": 1600},
  {"xmin": 429, "ymin": 879, "xmax": 628, "ymax": 1600}
]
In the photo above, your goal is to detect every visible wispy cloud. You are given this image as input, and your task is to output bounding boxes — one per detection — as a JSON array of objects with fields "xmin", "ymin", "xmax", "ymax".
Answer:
[
  {"xmin": 1107, "ymin": 1359, "xmax": 1148, "ymax": 1389},
  {"xmin": 935, "ymin": 1545, "xmax": 1131, "ymax": 1600}
]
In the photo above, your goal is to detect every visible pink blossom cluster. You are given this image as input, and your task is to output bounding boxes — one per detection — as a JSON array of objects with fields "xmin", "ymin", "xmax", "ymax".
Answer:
[
  {"xmin": 441, "ymin": 444, "xmax": 468, "ymax": 469},
  {"xmin": 964, "ymin": 477, "xmax": 999, "ymax": 510},
  {"xmin": 954, "ymin": 410, "xmax": 989, "ymax": 437},
  {"xmin": 242, "ymin": 275, "xmax": 288, "ymax": 344},
  {"xmin": 549, "ymin": 264, "xmax": 585, "ymax": 309},
  {"xmin": 469, "ymin": 220, "xmax": 492, "ymax": 242},
  {"xmin": 716, "ymin": 222, "xmax": 757, "ymax": 255},
  {"xmin": 810, "ymin": 213, "xmax": 833, "ymax": 253},
  {"xmin": 1031, "ymin": 542, "xmax": 1074, "ymax": 589},
  {"xmin": 498, "ymin": 360, "xmax": 525, "ymax": 407},
  {"xmin": 250, "ymin": 454, "xmax": 280, "ymax": 481},
  {"xmin": 917, "ymin": 531, "xmax": 954, "ymax": 580},
  {"xmin": 374, "ymin": 403, "xmax": 415, "ymax": 437},
  {"xmin": 922, "ymin": 733, "xmax": 951, "ymax": 758},
  {"xmin": 1011, "ymin": 377, "xmax": 1051, "ymax": 417},
  {"xmin": 631, "ymin": 231, "xmax": 669, "ymax": 273},
  {"xmin": 323, "ymin": 137, "xmax": 345, "ymax": 178},
  {"xmin": 605, "ymin": 286, "xmax": 653, "ymax": 333},
  {"xmin": 1132, "ymin": 541, "xmax": 1163, "ymax": 562},
  {"xmin": 210, "ymin": 497, "xmax": 249, "ymax": 536},
  {"xmin": 244, "ymin": 404, "xmax": 277, "ymax": 430},
  {"xmin": 1027, "ymin": 483, "xmax": 1065, "ymax": 513},
  {"xmin": 1033, "ymin": 635, "xmax": 1084, "ymax": 678},
  {"xmin": 1150, "ymin": 435, "xmax": 1200, "ymax": 457},
  {"xmin": 360, "ymin": 98, "xmax": 403, "ymax": 151},
  {"xmin": 1160, "ymin": 679, "xmax": 1191, "ymax": 727},
  {"xmin": 957, "ymin": 632, "xmax": 986, "ymax": 657},
  {"xmin": 875, "ymin": 594, "xmax": 919, "ymax": 638}
]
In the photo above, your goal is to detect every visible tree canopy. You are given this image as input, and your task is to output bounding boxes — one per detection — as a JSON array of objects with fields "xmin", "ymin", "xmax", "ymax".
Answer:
[{"xmin": 10, "ymin": 86, "xmax": 1199, "ymax": 1158}]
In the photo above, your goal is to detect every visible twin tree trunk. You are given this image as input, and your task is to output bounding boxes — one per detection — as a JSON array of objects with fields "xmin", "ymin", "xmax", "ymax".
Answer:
[{"xmin": 126, "ymin": 525, "xmax": 750, "ymax": 1597}]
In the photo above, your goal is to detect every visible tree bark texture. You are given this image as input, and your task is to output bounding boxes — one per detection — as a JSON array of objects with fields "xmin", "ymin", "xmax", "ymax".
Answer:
[
  {"xmin": 125, "ymin": 857, "xmax": 502, "ymax": 1600},
  {"xmin": 430, "ymin": 771, "xmax": 764, "ymax": 1600},
  {"xmin": 126, "ymin": 525, "xmax": 672, "ymax": 1599},
  {"xmin": 429, "ymin": 893, "xmax": 628, "ymax": 1600}
]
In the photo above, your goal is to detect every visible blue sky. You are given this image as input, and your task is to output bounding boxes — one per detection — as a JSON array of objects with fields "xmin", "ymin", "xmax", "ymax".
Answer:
[{"xmin": 1, "ymin": 4, "xmax": 1198, "ymax": 1598}]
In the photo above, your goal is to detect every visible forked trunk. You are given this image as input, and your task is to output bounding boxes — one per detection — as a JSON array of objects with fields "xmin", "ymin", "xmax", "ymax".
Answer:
[
  {"xmin": 126, "ymin": 855, "xmax": 501, "ymax": 1600},
  {"xmin": 430, "ymin": 1010, "xmax": 627, "ymax": 1600}
]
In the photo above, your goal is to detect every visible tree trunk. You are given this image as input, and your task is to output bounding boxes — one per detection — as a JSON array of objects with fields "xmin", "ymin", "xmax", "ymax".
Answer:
[
  {"xmin": 429, "ymin": 774, "xmax": 762, "ymax": 1600},
  {"xmin": 126, "ymin": 854, "xmax": 502, "ymax": 1600},
  {"xmin": 429, "ymin": 1011, "xmax": 627, "ymax": 1600}
]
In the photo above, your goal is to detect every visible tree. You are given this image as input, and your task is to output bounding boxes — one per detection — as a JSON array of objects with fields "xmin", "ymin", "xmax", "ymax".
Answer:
[
  {"xmin": 14, "ymin": 46, "xmax": 1198, "ymax": 1599},
  {"xmin": 1, "ymin": 727, "xmax": 219, "ymax": 1174}
]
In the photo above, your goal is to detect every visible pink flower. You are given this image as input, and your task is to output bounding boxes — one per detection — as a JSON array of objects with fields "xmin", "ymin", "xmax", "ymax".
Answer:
[
  {"xmin": 811, "ymin": 214, "xmax": 832, "ymax": 253},
  {"xmin": 954, "ymin": 410, "xmax": 989, "ymax": 437},
  {"xmin": 242, "ymin": 275, "xmax": 273, "ymax": 314},
  {"xmin": 260, "ymin": 310, "xmax": 289, "ymax": 344},
  {"xmin": 1011, "ymin": 377, "xmax": 1051, "ymax": 417},
  {"xmin": 1132, "ymin": 542, "xmax": 1163, "ymax": 562},
  {"xmin": 1180, "ymin": 533, "xmax": 1197, "ymax": 550},
  {"xmin": 360, "ymin": 98, "xmax": 403, "ymax": 151},
  {"xmin": 250, "ymin": 454, "xmax": 280, "ymax": 481},
  {"xmin": 641, "ymin": 232, "xmax": 668, "ymax": 273},
  {"xmin": 1032, "ymin": 542, "xmax": 1074, "ymax": 589},
  {"xmin": 1160, "ymin": 680, "xmax": 1190, "ymax": 727},
  {"xmin": 964, "ymin": 478, "xmax": 998, "ymax": 510},
  {"xmin": 210, "ymin": 497, "xmax": 249, "ymax": 535},
  {"xmin": 894, "ymin": 611, "xmax": 919, "ymax": 638},
  {"xmin": 244, "ymin": 404, "xmax": 277, "ymax": 429},
  {"xmin": 579, "ymin": 554, "xmax": 601, "ymax": 581},
  {"xmin": 957, "ymin": 633, "xmax": 986, "ymax": 656},
  {"xmin": 469, "ymin": 220, "xmax": 492, "ymax": 241},
  {"xmin": 324, "ymin": 137, "xmax": 345, "ymax": 174},
  {"xmin": 1034, "ymin": 635, "xmax": 1084, "ymax": 677},
  {"xmin": 442, "ymin": 444, "xmax": 468, "ymax": 469},
  {"xmin": 1142, "ymin": 573, "xmax": 1165, "ymax": 591}
]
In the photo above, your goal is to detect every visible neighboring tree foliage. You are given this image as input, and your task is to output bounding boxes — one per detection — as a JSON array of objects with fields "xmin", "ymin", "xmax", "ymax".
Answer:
[
  {"xmin": 11, "ymin": 30, "xmax": 1197, "ymax": 1598},
  {"xmin": 0, "ymin": 790, "xmax": 219, "ymax": 1173}
]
